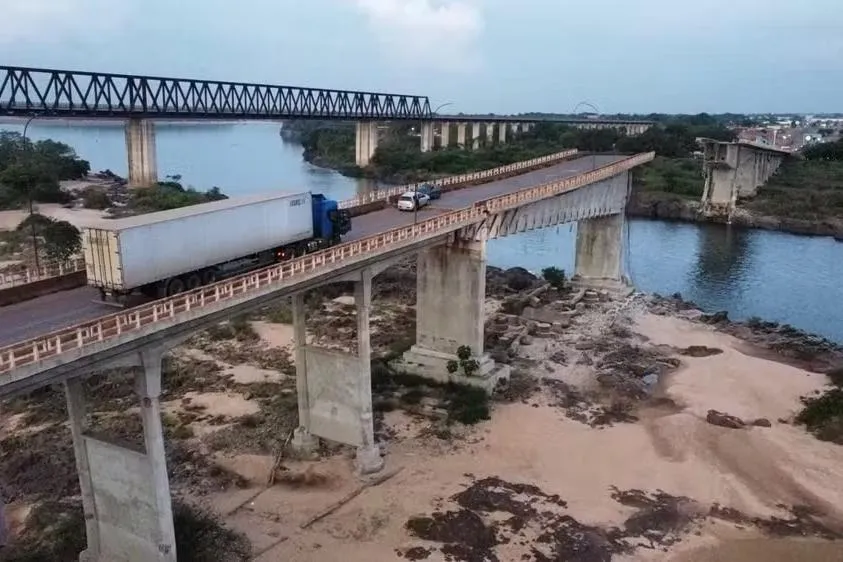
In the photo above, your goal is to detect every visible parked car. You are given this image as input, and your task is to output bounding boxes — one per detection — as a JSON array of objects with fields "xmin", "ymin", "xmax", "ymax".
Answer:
[
  {"xmin": 397, "ymin": 191, "xmax": 430, "ymax": 211},
  {"xmin": 417, "ymin": 183, "xmax": 442, "ymax": 200}
]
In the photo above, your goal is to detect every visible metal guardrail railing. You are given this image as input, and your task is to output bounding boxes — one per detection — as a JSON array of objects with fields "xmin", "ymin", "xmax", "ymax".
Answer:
[
  {"xmin": 0, "ymin": 257, "xmax": 86, "ymax": 290},
  {"xmin": 336, "ymin": 149, "xmax": 578, "ymax": 209},
  {"xmin": 0, "ymin": 152, "xmax": 654, "ymax": 375}
]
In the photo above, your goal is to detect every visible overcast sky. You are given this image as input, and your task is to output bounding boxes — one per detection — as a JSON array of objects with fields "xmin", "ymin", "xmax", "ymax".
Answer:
[{"xmin": 3, "ymin": 0, "xmax": 842, "ymax": 114}]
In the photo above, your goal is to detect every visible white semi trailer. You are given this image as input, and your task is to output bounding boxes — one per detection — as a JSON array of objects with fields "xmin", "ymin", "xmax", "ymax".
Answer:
[{"xmin": 81, "ymin": 191, "xmax": 351, "ymax": 305}]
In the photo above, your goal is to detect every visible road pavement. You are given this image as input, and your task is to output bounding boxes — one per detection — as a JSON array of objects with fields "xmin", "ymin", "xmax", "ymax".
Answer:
[{"xmin": 0, "ymin": 154, "xmax": 624, "ymax": 347}]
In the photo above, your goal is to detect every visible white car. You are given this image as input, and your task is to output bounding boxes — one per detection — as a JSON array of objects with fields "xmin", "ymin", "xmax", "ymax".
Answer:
[{"xmin": 397, "ymin": 191, "xmax": 430, "ymax": 211}]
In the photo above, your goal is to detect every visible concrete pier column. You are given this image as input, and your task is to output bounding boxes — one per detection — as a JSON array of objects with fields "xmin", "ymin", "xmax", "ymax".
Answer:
[
  {"xmin": 498, "ymin": 123, "xmax": 507, "ymax": 144},
  {"xmin": 125, "ymin": 118, "xmax": 158, "ymax": 188},
  {"xmin": 355, "ymin": 121, "xmax": 379, "ymax": 167},
  {"xmin": 439, "ymin": 122, "xmax": 451, "ymax": 148},
  {"xmin": 401, "ymin": 236, "xmax": 509, "ymax": 391},
  {"xmin": 471, "ymin": 122, "xmax": 481, "ymax": 150},
  {"xmin": 485, "ymin": 123, "xmax": 494, "ymax": 145},
  {"xmin": 457, "ymin": 123, "xmax": 467, "ymax": 148},
  {"xmin": 290, "ymin": 273, "xmax": 382, "ymax": 474},
  {"xmin": 64, "ymin": 350, "xmax": 177, "ymax": 562},
  {"xmin": 420, "ymin": 121, "xmax": 434, "ymax": 153},
  {"xmin": 572, "ymin": 213, "xmax": 628, "ymax": 293},
  {"xmin": 510, "ymin": 122, "xmax": 520, "ymax": 135},
  {"xmin": 353, "ymin": 269, "xmax": 383, "ymax": 473},
  {"xmin": 291, "ymin": 292, "xmax": 318, "ymax": 454}
]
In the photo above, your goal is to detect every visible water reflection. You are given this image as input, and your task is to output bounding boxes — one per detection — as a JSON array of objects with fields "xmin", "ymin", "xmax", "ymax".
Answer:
[{"xmin": 687, "ymin": 224, "xmax": 754, "ymax": 307}]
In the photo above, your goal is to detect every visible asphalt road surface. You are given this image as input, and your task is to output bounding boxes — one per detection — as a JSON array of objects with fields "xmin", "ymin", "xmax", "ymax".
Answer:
[{"xmin": 0, "ymin": 154, "xmax": 624, "ymax": 348}]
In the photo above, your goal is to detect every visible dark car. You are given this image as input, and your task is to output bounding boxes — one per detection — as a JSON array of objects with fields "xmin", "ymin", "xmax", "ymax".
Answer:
[{"xmin": 417, "ymin": 183, "xmax": 442, "ymax": 200}]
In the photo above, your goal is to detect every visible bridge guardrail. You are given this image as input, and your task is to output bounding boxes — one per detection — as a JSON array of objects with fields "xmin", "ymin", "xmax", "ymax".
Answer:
[
  {"xmin": 337, "ymin": 149, "xmax": 579, "ymax": 209},
  {"xmin": 0, "ymin": 257, "xmax": 86, "ymax": 290},
  {"xmin": 0, "ymin": 152, "xmax": 654, "ymax": 376}
]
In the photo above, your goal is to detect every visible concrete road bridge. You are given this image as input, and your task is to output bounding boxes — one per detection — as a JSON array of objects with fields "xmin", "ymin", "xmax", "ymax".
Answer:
[
  {"xmin": 698, "ymin": 138, "xmax": 792, "ymax": 221},
  {"xmin": 0, "ymin": 136, "xmax": 653, "ymax": 559},
  {"xmin": 1, "ymin": 65, "xmax": 653, "ymax": 183}
]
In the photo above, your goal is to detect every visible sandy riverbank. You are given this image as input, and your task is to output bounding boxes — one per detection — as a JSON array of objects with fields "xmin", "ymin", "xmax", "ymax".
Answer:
[{"xmin": 2, "ymin": 264, "xmax": 842, "ymax": 560}]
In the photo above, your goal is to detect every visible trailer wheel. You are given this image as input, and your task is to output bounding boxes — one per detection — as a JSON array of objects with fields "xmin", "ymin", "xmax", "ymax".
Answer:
[
  {"xmin": 166, "ymin": 277, "xmax": 186, "ymax": 297},
  {"xmin": 186, "ymin": 273, "xmax": 202, "ymax": 291},
  {"xmin": 202, "ymin": 270, "xmax": 217, "ymax": 285}
]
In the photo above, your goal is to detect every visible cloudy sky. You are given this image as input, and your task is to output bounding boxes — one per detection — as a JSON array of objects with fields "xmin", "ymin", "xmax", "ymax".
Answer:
[{"xmin": 3, "ymin": 0, "xmax": 841, "ymax": 114}]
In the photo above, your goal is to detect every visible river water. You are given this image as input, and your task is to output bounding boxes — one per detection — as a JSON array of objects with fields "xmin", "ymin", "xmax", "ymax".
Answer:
[{"xmin": 6, "ymin": 121, "xmax": 843, "ymax": 343}]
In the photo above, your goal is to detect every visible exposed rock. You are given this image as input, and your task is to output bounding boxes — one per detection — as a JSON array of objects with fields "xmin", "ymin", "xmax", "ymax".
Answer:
[
  {"xmin": 752, "ymin": 418, "xmax": 773, "ymax": 428},
  {"xmin": 679, "ymin": 345, "xmax": 724, "ymax": 358},
  {"xmin": 706, "ymin": 409, "xmax": 746, "ymax": 429}
]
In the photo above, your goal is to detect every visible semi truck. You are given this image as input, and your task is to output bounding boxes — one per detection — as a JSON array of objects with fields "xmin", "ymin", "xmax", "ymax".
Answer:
[{"xmin": 81, "ymin": 191, "xmax": 351, "ymax": 305}]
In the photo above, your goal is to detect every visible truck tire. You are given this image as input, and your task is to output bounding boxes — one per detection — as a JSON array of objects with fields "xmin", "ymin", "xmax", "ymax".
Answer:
[
  {"xmin": 185, "ymin": 273, "xmax": 202, "ymax": 291},
  {"xmin": 202, "ymin": 269, "xmax": 217, "ymax": 285},
  {"xmin": 166, "ymin": 277, "xmax": 186, "ymax": 297}
]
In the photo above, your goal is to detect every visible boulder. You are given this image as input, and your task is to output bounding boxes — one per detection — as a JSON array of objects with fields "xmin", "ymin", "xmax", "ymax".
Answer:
[{"xmin": 706, "ymin": 409, "xmax": 745, "ymax": 429}]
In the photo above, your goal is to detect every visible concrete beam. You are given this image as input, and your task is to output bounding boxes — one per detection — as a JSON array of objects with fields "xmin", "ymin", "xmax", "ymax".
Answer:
[
  {"xmin": 355, "ymin": 121, "xmax": 379, "ymax": 167},
  {"xmin": 400, "ymin": 235, "xmax": 509, "ymax": 391},
  {"xmin": 65, "ymin": 348, "xmax": 176, "ymax": 561},
  {"xmin": 125, "ymin": 119, "xmax": 158, "ymax": 188}
]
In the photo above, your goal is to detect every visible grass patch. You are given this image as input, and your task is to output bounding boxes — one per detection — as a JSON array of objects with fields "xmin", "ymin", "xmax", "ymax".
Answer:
[
  {"xmin": 634, "ymin": 156, "xmax": 704, "ymax": 199},
  {"xmin": 444, "ymin": 383, "xmax": 491, "ymax": 425},
  {"xmin": 796, "ymin": 367, "xmax": 843, "ymax": 444},
  {"xmin": 745, "ymin": 160, "xmax": 843, "ymax": 220},
  {"xmin": 205, "ymin": 316, "xmax": 260, "ymax": 343}
]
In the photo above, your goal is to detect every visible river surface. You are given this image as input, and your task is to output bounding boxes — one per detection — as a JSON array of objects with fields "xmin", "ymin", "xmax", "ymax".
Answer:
[{"xmin": 5, "ymin": 121, "xmax": 843, "ymax": 343}]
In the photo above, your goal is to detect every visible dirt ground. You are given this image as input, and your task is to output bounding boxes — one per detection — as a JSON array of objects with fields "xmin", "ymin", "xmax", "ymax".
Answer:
[{"xmin": 3, "ymin": 264, "xmax": 843, "ymax": 561}]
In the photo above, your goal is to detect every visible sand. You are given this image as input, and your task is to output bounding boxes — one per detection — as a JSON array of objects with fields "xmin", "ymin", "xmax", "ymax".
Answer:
[
  {"xmin": 0, "ymin": 204, "xmax": 107, "ymax": 231},
  {"xmin": 202, "ymin": 310, "xmax": 843, "ymax": 561}
]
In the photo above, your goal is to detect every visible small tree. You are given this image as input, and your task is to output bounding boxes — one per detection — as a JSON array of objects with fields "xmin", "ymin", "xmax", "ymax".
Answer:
[
  {"xmin": 541, "ymin": 266, "xmax": 567, "ymax": 290},
  {"xmin": 42, "ymin": 220, "xmax": 81, "ymax": 262},
  {"xmin": 446, "ymin": 345, "xmax": 480, "ymax": 377}
]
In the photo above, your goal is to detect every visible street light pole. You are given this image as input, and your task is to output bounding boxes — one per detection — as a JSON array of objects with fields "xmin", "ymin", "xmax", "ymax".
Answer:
[{"xmin": 21, "ymin": 116, "xmax": 41, "ymax": 272}]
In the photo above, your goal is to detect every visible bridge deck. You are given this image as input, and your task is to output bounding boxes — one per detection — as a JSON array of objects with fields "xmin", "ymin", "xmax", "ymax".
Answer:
[{"xmin": 0, "ymin": 154, "xmax": 623, "ymax": 348}]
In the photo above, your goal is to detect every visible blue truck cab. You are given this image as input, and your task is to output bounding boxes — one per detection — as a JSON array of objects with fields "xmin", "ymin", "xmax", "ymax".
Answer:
[{"xmin": 311, "ymin": 193, "xmax": 352, "ymax": 244}]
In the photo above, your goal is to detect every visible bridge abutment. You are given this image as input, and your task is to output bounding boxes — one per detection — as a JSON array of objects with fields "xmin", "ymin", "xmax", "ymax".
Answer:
[
  {"xmin": 355, "ymin": 121, "xmax": 379, "ymax": 167},
  {"xmin": 65, "ymin": 349, "xmax": 176, "ymax": 562},
  {"xmin": 572, "ymin": 213, "xmax": 630, "ymax": 293},
  {"xmin": 125, "ymin": 118, "xmax": 158, "ymax": 188},
  {"xmin": 290, "ymin": 270, "xmax": 383, "ymax": 474},
  {"xmin": 400, "ymin": 236, "xmax": 510, "ymax": 392}
]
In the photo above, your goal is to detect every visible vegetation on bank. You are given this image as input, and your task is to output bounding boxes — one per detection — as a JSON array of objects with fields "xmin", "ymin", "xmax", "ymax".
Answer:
[{"xmin": 0, "ymin": 132, "xmax": 90, "ymax": 210}]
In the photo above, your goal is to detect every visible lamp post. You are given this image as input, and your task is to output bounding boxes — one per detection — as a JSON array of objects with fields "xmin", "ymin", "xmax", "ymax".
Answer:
[{"xmin": 21, "ymin": 115, "xmax": 41, "ymax": 272}]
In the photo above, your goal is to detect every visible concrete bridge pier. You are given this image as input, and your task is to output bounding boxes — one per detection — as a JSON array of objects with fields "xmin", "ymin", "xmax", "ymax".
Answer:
[
  {"xmin": 125, "ymin": 118, "xmax": 158, "ymax": 188},
  {"xmin": 471, "ymin": 123, "xmax": 481, "ymax": 150},
  {"xmin": 65, "ymin": 349, "xmax": 176, "ymax": 562},
  {"xmin": 400, "ymin": 235, "xmax": 510, "ymax": 392},
  {"xmin": 439, "ymin": 122, "xmax": 451, "ymax": 148},
  {"xmin": 484, "ymin": 123, "xmax": 494, "ymax": 146},
  {"xmin": 572, "ymin": 213, "xmax": 630, "ymax": 294},
  {"xmin": 290, "ymin": 269, "xmax": 383, "ymax": 474},
  {"xmin": 420, "ymin": 121, "xmax": 434, "ymax": 153},
  {"xmin": 355, "ymin": 121, "xmax": 379, "ymax": 167},
  {"xmin": 510, "ymin": 122, "xmax": 520, "ymax": 135},
  {"xmin": 456, "ymin": 123, "xmax": 467, "ymax": 148},
  {"xmin": 498, "ymin": 123, "xmax": 507, "ymax": 144}
]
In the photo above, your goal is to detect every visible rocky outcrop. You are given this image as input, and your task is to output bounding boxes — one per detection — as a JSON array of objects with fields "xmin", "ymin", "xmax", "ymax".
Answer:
[{"xmin": 626, "ymin": 191, "xmax": 843, "ymax": 239}]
